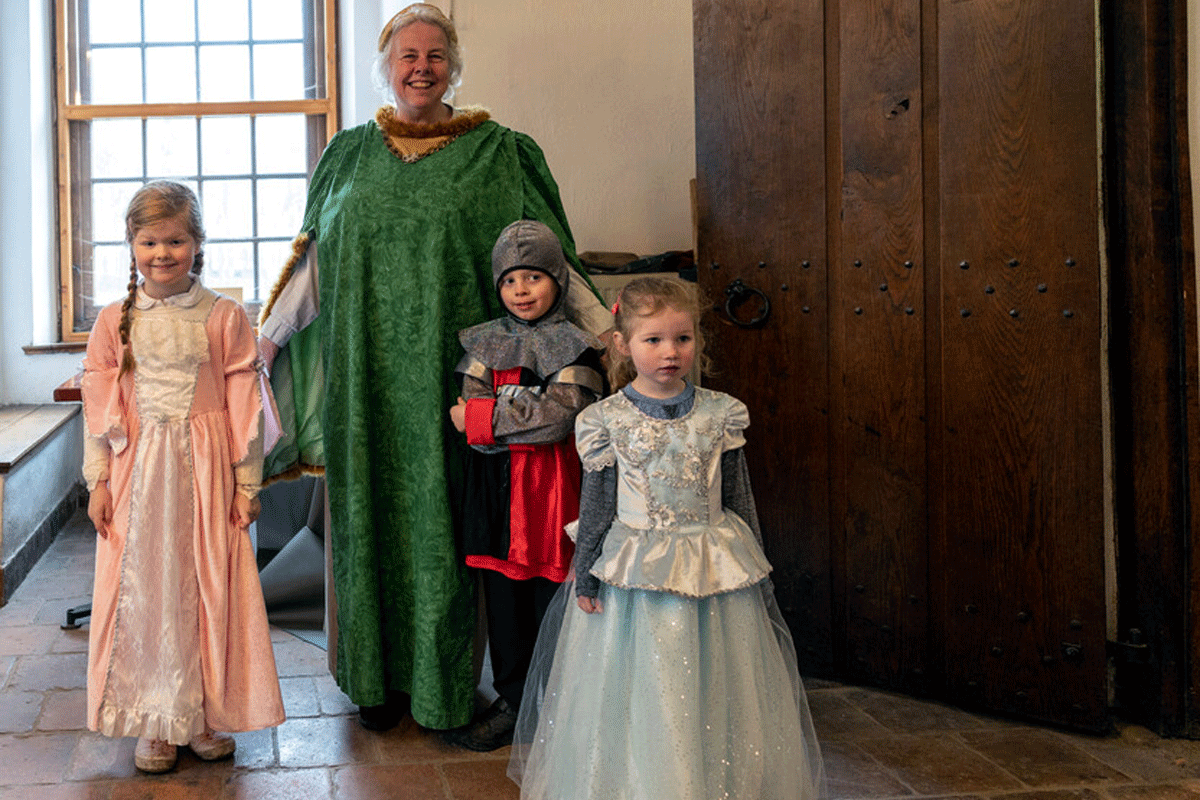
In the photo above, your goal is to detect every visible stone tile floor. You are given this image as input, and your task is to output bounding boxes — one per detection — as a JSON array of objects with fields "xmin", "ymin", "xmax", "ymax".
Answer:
[{"xmin": 4, "ymin": 509, "xmax": 1200, "ymax": 798}]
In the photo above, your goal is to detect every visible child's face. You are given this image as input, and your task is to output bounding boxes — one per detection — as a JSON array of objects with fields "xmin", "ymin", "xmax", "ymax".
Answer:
[
  {"xmin": 616, "ymin": 305, "xmax": 696, "ymax": 398},
  {"xmin": 499, "ymin": 268, "xmax": 558, "ymax": 322},
  {"xmin": 133, "ymin": 214, "xmax": 196, "ymax": 299}
]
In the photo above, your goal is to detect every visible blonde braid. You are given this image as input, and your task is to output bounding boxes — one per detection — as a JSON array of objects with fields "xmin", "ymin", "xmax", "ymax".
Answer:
[{"xmin": 117, "ymin": 256, "xmax": 139, "ymax": 379}]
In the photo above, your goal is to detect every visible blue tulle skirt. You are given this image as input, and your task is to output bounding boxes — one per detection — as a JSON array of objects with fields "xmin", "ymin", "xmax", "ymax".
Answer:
[{"xmin": 510, "ymin": 578, "xmax": 825, "ymax": 800}]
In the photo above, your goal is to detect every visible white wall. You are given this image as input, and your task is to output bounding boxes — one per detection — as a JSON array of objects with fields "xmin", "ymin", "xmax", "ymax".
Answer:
[
  {"xmin": 452, "ymin": 0, "xmax": 696, "ymax": 254},
  {"xmin": 0, "ymin": 0, "xmax": 696, "ymax": 404},
  {"xmin": 0, "ymin": 0, "xmax": 81, "ymax": 404}
]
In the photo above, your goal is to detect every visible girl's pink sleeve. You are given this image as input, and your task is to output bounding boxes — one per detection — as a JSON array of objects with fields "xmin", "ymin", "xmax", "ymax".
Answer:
[
  {"xmin": 218, "ymin": 300, "xmax": 270, "ymax": 495},
  {"xmin": 80, "ymin": 307, "xmax": 129, "ymax": 486}
]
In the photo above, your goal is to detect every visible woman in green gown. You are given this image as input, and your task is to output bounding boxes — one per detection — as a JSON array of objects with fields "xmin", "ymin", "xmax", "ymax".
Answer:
[{"xmin": 258, "ymin": 3, "xmax": 610, "ymax": 731}]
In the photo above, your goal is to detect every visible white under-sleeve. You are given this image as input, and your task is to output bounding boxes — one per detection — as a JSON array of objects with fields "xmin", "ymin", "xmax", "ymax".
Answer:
[{"xmin": 258, "ymin": 245, "xmax": 320, "ymax": 347}]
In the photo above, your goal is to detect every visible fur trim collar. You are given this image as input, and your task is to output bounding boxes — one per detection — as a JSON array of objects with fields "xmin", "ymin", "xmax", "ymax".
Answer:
[{"xmin": 375, "ymin": 105, "xmax": 490, "ymax": 139}]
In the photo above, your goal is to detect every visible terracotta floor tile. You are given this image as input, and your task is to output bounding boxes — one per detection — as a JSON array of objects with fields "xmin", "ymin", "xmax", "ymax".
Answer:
[
  {"xmin": 856, "ymin": 734, "xmax": 1025, "ymax": 795},
  {"xmin": 7, "ymin": 653, "xmax": 89, "ymax": 692},
  {"xmin": 50, "ymin": 628, "xmax": 91, "ymax": 655},
  {"xmin": 0, "ymin": 597, "xmax": 43, "ymax": 626},
  {"xmin": 223, "ymin": 768, "xmax": 334, "ymax": 800},
  {"xmin": 278, "ymin": 675, "xmax": 320, "ymax": 718},
  {"xmin": 0, "ymin": 655, "xmax": 15, "ymax": 688},
  {"xmin": 809, "ymin": 689, "xmax": 893, "ymax": 742},
  {"xmin": 989, "ymin": 791, "xmax": 1106, "ymax": 800},
  {"xmin": 0, "ymin": 731, "xmax": 81, "ymax": 784},
  {"xmin": 228, "ymin": 727, "xmax": 278, "ymax": 770},
  {"xmin": 1057, "ymin": 725, "xmax": 1200, "ymax": 784},
  {"xmin": 277, "ymin": 715, "xmax": 379, "ymax": 768},
  {"xmin": 0, "ymin": 783, "xmax": 114, "ymax": 800},
  {"xmin": 270, "ymin": 637, "xmax": 329, "ymax": 678},
  {"xmin": 0, "ymin": 625, "xmax": 60, "ymax": 657},
  {"xmin": 107, "ymin": 773, "xmax": 226, "ymax": 800},
  {"xmin": 960, "ymin": 729, "xmax": 1131, "ymax": 786},
  {"xmin": 333, "ymin": 764, "xmax": 450, "ymax": 800},
  {"xmin": 33, "ymin": 597, "xmax": 91, "ymax": 628},
  {"xmin": 1106, "ymin": 786, "xmax": 1200, "ymax": 800},
  {"xmin": 38, "ymin": 689, "xmax": 87, "ymax": 731},
  {"xmin": 844, "ymin": 687, "xmax": 1013, "ymax": 734},
  {"xmin": 442, "ymin": 758, "xmax": 521, "ymax": 800},
  {"xmin": 372, "ymin": 717, "xmax": 496, "ymax": 764},
  {"xmin": 821, "ymin": 739, "xmax": 915, "ymax": 799},
  {"xmin": 65, "ymin": 733, "xmax": 139, "ymax": 782},
  {"xmin": 18, "ymin": 575, "xmax": 97, "ymax": 604},
  {"xmin": 314, "ymin": 674, "xmax": 357, "ymax": 717},
  {"xmin": 0, "ymin": 690, "xmax": 43, "ymax": 733}
]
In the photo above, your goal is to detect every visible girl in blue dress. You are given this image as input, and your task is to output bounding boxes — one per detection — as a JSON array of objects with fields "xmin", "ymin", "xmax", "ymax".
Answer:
[{"xmin": 510, "ymin": 276, "xmax": 825, "ymax": 800}]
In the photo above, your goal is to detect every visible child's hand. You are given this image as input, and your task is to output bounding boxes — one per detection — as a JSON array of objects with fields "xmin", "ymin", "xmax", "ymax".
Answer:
[
  {"xmin": 577, "ymin": 595, "xmax": 603, "ymax": 614},
  {"xmin": 231, "ymin": 493, "xmax": 261, "ymax": 529},
  {"xmin": 258, "ymin": 337, "xmax": 280, "ymax": 376},
  {"xmin": 88, "ymin": 482, "xmax": 113, "ymax": 539},
  {"xmin": 450, "ymin": 397, "xmax": 467, "ymax": 433}
]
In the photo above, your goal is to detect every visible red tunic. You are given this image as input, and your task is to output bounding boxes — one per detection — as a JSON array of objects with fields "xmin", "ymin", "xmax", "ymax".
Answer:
[{"xmin": 463, "ymin": 367, "xmax": 578, "ymax": 581}]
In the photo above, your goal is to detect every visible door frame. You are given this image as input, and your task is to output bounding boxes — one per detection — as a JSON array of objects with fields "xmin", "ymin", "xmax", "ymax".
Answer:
[{"xmin": 1104, "ymin": 0, "xmax": 1200, "ymax": 736}]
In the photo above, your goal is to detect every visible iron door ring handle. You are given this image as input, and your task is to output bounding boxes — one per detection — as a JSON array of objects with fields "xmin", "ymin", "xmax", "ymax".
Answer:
[{"xmin": 724, "ymin": 278, "xmax": 771, "ymax": 328}]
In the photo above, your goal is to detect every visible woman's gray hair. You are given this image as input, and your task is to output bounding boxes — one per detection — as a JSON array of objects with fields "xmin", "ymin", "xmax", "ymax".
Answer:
[{"xmin": 374, "ymin": 3, "xmax": 463, "ymax": 105}]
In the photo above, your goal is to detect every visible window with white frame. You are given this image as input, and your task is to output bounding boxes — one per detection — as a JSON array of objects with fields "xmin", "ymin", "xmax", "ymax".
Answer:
[{"xmin": 56, "ymin": 0, "xmax": 339, "ymax": 340}]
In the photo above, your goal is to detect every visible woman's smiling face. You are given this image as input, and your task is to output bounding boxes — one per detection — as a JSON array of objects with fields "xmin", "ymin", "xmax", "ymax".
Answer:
[{"xmin": 389, "ymin": 21, "xmax": 451, "ymax": 123}]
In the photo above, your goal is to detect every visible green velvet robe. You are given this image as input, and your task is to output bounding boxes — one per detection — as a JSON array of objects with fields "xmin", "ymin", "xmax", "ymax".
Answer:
[{"xmin": 268, "ymin": 116, "xmax": 591, "ymax": 728}]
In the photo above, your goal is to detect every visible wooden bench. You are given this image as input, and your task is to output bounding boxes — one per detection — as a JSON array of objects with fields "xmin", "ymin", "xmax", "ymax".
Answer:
[{"xmin": 0, "ymin": 403, "xmax": 85, "ymax": 603}]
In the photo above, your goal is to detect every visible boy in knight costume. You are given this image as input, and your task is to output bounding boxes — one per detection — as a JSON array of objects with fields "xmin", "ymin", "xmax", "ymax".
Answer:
[{"xmin": 446, "ymin": 219, "xmax": 605, "ymax": 751}]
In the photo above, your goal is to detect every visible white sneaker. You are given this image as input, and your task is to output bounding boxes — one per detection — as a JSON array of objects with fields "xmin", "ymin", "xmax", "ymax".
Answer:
[
  {"xmin": 188, "ymin": 729, "xmax": 236, "ymax": 761},
  {"xmin": 134, "ymin": 737, "xmax": 177, "ymax": 773}
]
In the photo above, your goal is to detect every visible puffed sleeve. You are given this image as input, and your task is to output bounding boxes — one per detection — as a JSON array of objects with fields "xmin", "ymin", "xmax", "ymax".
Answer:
[
  {"xmin": 574, "ymin": 403, "xmax": 615, "ymax": 472},
  {"xmin": 80, "ymin": 304, "xmax": 129, "ymax": 489},
  {"xmin": 722, "ymin": 395, "xmax": 750, "ymax": 452}
]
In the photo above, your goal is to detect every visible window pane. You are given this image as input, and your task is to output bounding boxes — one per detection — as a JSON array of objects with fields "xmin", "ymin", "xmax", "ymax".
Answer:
[
  {"xmin": 62, "ymin": 0, "xmax": 336, "ymax": 337},
  {"xmin": 199, "ymin": 45, "xmax": 251, "ymax": 102},
  {"xmin": 91, "ymin": 182, "xmax": 141, "ymax": 244},
  {"xmin": 146, "ymin": 46, "xmax": 198, "ymax": 104},
  {"xmin": 92, "ymin": 244, "xmax": 132, "ymax": 308},
  {"xmin": 146, "ymin": 118, "xmax": 198, "ymax": 177},
  {"xmin": 91, "ymin": 120, "xmax": 144, "ymax": 179},
  {"xmin": 204, "ymin": 242, "xmax": 256, "ymax": 298},
  {"xmin": 203, "ymin": 179, "xmax": 254, "ymax": 239},
  {"xmin": 259, "ymin": 239, "xmax": 295, "ymax": 292},
  {"xmin": 199, "ymin": 0, "xmax": 250, "ymax": 41},
  {"xmin": 145, "ymin": 0, "xmax": 196, "ymax": 43},
  {"xmin": 256, "ymin": 178, "xmax": 305, "ymax": 238},
  {"xmin": 255, "ymin": 115, "xmax": 308, "ymax": 174},
  {"xmin": 253, "ymin": 43, "xmax": 305, "ymax": 101},
  {"xmin": 252, "ymin": 0, "xmax": 303, "ymax": 40},
  {"xmin": 201, "ymin": 117, "xmax": 252, "ymax": 175},
  {"xmin": 88, "ymin": 0, "xmax": 142, "ymax": 45},
  {"xmin": 88, "ymin": 48, "xmax": 143, "ymax": 104}
]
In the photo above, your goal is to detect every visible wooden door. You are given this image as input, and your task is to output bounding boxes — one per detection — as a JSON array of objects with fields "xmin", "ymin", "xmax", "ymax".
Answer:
[{"xmin": 694, "ymin": 0, "xmax": 1109, "ymax": 730}]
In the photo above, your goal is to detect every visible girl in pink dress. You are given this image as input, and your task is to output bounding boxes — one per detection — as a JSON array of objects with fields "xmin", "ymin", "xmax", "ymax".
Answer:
[{"xmin": 82, "ymin": 181, "xmax": 284, "ymax": 773}]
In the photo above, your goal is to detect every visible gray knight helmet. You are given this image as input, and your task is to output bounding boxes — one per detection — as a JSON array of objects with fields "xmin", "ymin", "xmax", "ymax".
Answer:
[{"xmin": 491, "ymin": 220, "xmax": 571, "ymax": 305}]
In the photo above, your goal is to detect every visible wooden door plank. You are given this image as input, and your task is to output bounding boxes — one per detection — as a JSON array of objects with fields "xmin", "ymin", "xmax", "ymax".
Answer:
[
  {"xmin": 935, "ymin": 0, "xmax": 1107, "ymax": 730},
  {"xmin": 834, "ymin": 0, "xmax": 929, "ymax": 691},
  {"xmin": 693, "ymin": 0, "xmax": 833, "ymax": 673}
]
